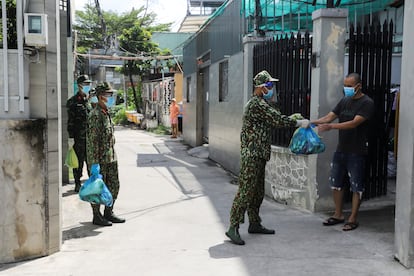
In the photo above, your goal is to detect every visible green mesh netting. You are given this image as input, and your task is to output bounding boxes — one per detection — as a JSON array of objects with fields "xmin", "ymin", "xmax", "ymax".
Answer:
[{"xmin": 241, "ymin": 0, "xmax": 400, "ymax": 32}]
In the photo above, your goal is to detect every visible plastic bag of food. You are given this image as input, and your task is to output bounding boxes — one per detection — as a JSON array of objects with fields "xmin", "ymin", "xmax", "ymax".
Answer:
[
  {"xmin": 64, "ymin": 147, "xmax": 79, "ymax": 168},
  {"xmin": 79, "ymin": 164, "xmax": 113, "ymax": 207},
  {"xmin": 289, "ymin": 125, "xmax": 325, "ymax": 155}
]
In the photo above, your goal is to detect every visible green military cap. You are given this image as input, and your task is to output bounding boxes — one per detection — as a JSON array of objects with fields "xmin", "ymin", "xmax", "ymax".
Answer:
[
  {"xmin": 253, "ymin": 70, "xmax": 279, "ymax": 87},
  {"xmin": 95, "ymin": 82, "xmax": 114, "ymax": 95}
]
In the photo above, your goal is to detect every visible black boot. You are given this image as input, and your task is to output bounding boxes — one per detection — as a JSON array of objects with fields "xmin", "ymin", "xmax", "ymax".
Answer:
[
  {"xmin": 248, "ymin": 223, "xmax": 275, "ymax": 234},
  {"xmin": 74, "ymin": 168, "xmax": 81, "ymax": 192},
  {"xmin": 74, "ymin": 182, "xmax": 81, "ymax": 193},
  {"xmin": 92, "ymin": 204, "xmax": 112, "ymax": 226},
  {"xmin": 225, "ymin": 225, "xmax": 245, "ymax": 245},
  {"xmin": 104, "ymin": 203, "xmax": 126, "ymax": 223}
]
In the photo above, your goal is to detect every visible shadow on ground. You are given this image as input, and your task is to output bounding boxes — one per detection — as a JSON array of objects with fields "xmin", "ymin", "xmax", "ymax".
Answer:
[{"xmin": 62, "ymin": 222, "xmax": 103, "ymax": 241}]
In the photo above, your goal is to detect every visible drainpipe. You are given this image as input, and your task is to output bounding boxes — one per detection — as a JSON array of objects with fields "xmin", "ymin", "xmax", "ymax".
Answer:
[
  {"xmin": 254, "ymin": 0, "xmax": 262, "ymax": 36},
  {"xmin": 159, "ymin": 66, "xmax": 164, "ymax": 125},
  {"xmin": 327, "ymin": 0, "xmax": 334, "ymax": 8},
  {"xmin": 2, "ymin": 0, "xmax": 8, "ymax": 112},
  {"xmin": 17, "ymin": 0, "xmax": 24, "ymax": 112}
]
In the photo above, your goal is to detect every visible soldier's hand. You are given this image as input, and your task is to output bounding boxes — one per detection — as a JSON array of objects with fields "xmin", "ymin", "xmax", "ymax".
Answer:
[
  {"xmin": 296, "ymin": 119, "xmax": 310, "ymax": 128},
  {"xmin": 289, "ymin": 113, "xmax": 304, "ymax": 120},
  {"xmin": 68, "ymin": 138, "xmax": 74, "ymax": 148}
]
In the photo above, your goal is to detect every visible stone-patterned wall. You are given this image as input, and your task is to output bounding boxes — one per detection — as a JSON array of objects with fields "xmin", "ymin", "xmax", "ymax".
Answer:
[{"xmin": 265, "ymin": 146, "xmax": 319, "ymax": 211}]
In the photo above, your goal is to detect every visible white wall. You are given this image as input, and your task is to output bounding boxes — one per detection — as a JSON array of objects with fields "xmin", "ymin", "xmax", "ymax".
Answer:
[
  {"xmin": 0, "ymin": 0, "xmax": 64, "ymax": 264},
  {"xmin": 0, "ymin": 120, "xmax": 46, "ymax": 263},
  {"xmin": 0, "ymin": 51, "xmax": 30, "ymax": 118}
]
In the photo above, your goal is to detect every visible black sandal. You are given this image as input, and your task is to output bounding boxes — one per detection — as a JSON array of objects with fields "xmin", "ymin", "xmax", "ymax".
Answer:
[
  {"xmin": 323, "ymin": 217, "xmax": 345, "ymax": 226},
  {"xmin": 343, "ymin": 221, "xmax": 359, "ymax": 231}
]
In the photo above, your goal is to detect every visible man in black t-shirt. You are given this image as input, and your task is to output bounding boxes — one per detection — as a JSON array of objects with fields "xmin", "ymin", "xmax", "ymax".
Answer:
[{"xmin": 312, "ymin": 73, "xmax": 374, "ymax": 231}]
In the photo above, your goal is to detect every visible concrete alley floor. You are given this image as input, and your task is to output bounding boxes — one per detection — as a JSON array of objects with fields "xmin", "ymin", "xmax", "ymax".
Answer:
[{"xmin": 0, "ymin": 127, "xmax": 413, "ymax": 276}]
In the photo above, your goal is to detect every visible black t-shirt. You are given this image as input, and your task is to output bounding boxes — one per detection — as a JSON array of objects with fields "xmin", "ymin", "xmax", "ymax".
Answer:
[{"xmin": 332, "ymin": 94, "xmax": 374, "ymax": 155}]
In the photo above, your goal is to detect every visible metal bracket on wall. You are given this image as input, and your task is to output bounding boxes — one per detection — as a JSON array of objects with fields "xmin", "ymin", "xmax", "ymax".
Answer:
[{"xmin": 311, "ymin": 51, "xmax": 321, "ymax": 68}]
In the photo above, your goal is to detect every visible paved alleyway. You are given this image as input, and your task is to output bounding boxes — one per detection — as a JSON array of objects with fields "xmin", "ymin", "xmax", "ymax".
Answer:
[{"xmin": 0, "ymin": 127, "xmax": 413, "ymax": 276}]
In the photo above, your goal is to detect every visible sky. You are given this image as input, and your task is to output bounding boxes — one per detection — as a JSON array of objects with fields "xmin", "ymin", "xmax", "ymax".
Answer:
[{"xmin": 74, "ymin": 0, "xmax": 188, "ymax": 32}]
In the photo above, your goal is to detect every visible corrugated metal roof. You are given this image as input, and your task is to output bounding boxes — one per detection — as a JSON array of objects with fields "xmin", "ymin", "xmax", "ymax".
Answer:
[
  {"xmin": 152, "ymin": 32, "xmax": 193, "ymax": 56},
  {"xmin": 177, "ymin": 15, "xmax": 211, "ymax": 33},
  {"xmin": 243, "ymin": 0, "xmax": 402, "ymax": 32}
]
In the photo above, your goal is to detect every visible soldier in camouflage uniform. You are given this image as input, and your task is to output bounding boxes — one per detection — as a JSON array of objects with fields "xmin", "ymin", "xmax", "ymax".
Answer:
[
  {"xmin": 226, "ymin": 70, "xmax": 310, "ymax": 245},
  {"xmin": 86, "ymin": 82, "xmax": 125, "ymax": 226},
  {"xmin": 66, "ymin": 75, "xmax": 92, "ymax": 192}
]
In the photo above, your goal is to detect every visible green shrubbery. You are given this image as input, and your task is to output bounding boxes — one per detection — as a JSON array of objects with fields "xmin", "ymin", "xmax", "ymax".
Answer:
[
  {"xmin": 111, "ymin": 105, "xmax": 128, "ymax": 125},
  {"xmin": 147, "ymin": 125, "xmax": 171, "ymax": 135},
  {"xmin": 110, "ymin": 87, "xmax": 140, "ymax": 125},
  {"xmin": 0, "ymin": 0, "xmax": 17, "ymax": 49}
]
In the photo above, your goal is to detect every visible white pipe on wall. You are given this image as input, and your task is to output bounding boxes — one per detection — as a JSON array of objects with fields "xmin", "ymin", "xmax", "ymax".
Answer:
[
  {"xmin": 17, "ymin": 0, "xmax": 24, "ymax": 112},
  {"xmin": 2, "ymin": 0, "xmax": 9, "ymax": 112}
]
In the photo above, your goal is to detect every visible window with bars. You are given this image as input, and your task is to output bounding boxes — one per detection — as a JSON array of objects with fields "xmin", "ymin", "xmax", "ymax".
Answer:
[
  {"xmin": 60, "ymin": 0, "xmax": 67, "ymax": 11},
  {"xmin": 186, "ymin": 77, "xmax": 191, "ymax": 103},
  {"xmin": 219, "ymin": 60, "xmax": 229, "ymax": 102}
]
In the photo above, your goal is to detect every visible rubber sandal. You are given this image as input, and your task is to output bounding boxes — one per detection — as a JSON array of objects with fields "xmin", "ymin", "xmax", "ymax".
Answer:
[
  {"xmin": 342, "ymin": 221, "xmax": 359, "ymax": 231},
  {"xmin": 323, "ymin": 217, "xmax": 345, "ymax": 226}
]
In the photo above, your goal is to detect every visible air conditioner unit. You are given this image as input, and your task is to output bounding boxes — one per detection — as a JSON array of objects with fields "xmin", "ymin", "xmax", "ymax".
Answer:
[{"xmin": 24, "ymin": 13, "xmax": 48, "ymax": 47}]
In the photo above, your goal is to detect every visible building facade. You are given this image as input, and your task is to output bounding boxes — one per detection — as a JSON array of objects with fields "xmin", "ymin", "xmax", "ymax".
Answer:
[
  {"xmin": 0, "ymin": 0, "xmax": 70, "ymax": 264},
  {"xmin": 181, "ymin": 0, "xmax": 414, "ymax": 268}
]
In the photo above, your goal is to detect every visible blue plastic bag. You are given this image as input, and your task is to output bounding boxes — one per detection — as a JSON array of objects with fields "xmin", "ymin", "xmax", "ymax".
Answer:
[
  {"xmin": 79, "ymin": 164, "xmax": 113, "ymax": 207},
  {"xmin": 289, "ymin": 125, "xmax": 326, "ymax": 155}
]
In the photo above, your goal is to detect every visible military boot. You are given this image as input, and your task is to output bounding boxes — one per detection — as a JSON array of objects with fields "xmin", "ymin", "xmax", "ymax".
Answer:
[
  {"xmin": 248, "ymin": 223, "xmax": 275, "ymax": 234},
  {"xmin": 74, "ymin": 182, "xmax": 81, "ymax": 193},
  {"xmin": 92, "ymin": 204, "xmax": 112, "ymax": 226},
  {"xmin": 104, "ymin": 202, "xmax": 125, "ymax": 223},
  {"xmin": 225, "ymin": 225, "xmax": 245, "ymax": 245}
]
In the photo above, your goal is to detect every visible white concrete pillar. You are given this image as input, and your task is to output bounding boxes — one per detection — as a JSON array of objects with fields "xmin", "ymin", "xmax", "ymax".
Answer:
[
  {"xmin": 242, "ymin": 36, "xmax": 266, "ymax": 105},
  {"xmin": 394, "ymin": 1, "xmax": 414, "ymax": 268},
  {"xmin": 311, "ymin": 9, "xmax": 348, "ymax": 211}
]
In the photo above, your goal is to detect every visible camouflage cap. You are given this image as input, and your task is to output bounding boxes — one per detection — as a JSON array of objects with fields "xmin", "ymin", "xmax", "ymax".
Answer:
[
  {"xmin": 77, "ymin": 74, "xmax": 92, "ymax": 84},
  {"xmin": 95, "ymin": 82, "xmax": 114, "ymax": 95},
  {"xmin": 253, "ymin": 70, "xmax": 279, "ymax": 87}
]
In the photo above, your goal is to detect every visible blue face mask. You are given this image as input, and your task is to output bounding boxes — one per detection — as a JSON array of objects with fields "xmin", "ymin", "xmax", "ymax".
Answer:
[
  {"xmin": 344, "ymin": 87, "xmax": 356, "ymax": 97},
  {"xmin": 263, "ymin": 89, "xmax": 274, "ymax": 100},
  {"xmin": 90, "ymin": 96, "xmax": 98, "ymax": 104},
  {"xmin": 82, "ymin": 85, "xmax": 91, "ymax": 95},
  {"xmin": 105, "ymin": 95, "xmax": 116, "ymax": 108}
]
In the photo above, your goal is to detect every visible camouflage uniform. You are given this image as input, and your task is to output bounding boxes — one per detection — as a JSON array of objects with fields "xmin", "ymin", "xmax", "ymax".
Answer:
[
  {"xmin": 86, "ymin": 104, "xmax": 120, "ymax": 200},
  {"xmin": 66, "ymin": 93, "xmax": 90, "ymax": 187},
  {"xmin": 229, "ymin": 94, "xmax": 297, "ymax": 227}
]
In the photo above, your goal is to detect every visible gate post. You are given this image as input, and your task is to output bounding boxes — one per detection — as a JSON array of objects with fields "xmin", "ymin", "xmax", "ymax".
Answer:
[
  {"xmin": 394, "ymin": 1, "xmax": 414, "ymax": 268},
  {"xmin": 242, "ymin": 36, "xmax": 266, "ymax": 105},
  {"xmin": 311, "ymin": 8, "xmax": 348, "ymax": 211}
]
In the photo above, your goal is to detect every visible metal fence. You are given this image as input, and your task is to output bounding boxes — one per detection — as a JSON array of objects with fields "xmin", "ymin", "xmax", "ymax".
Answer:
[
  {"xmin": 252, "ymin": 20, "xmax": 393, "ymax": 201},
  {"xmin": 347, "ymin": 20, "xmax": 394, "ymax": 200},
  {"xmin": 253, "ymin": 32, "xmax": 312, "ymax": 147}
]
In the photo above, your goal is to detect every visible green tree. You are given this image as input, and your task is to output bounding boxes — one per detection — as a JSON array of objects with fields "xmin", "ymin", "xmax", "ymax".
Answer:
[
  {"xmin": 118, "ymin": 10, "xmax": 170, "ymax": 113},
  {"xmin": 73, "ymin": 4, "xmax": 172, "ymax": 112},
  {"xmin": 119, "ymin": 25, "xmax": 157, "ymax": 112},
  {"xmin": 73, "ymin": 5, "xmax": 171, "ymax": 53},
  {"xmin": 0, "ymin": 0, "xmax": 17, "ymax": 49},
  {"xmin": 74, "ymin": 5, "xmax": 147, "ymax": 53}
]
